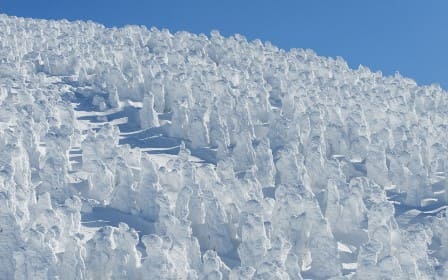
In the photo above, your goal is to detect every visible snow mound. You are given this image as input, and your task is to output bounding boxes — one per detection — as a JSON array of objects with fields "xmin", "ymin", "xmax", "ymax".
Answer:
[{"xmin": 1, "ymin": 14, "xmax": 448, "ymax": 279}]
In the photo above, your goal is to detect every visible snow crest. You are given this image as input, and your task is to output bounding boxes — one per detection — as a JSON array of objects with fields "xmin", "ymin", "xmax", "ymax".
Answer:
[{"xmin": 1, "ymin": 14, "xmax": 448, "ymax": 279}]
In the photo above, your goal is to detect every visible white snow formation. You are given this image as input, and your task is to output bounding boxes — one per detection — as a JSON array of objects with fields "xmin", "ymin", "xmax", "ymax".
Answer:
[{"xmin": 1, "ymin": 14, "xmax": 448, "ymax": 279}]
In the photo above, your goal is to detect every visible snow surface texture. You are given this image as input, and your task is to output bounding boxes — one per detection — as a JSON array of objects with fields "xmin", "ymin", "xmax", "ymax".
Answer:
[{"xmin": 1, "ymin": 14, "xmax": 448, "ymax": 279}]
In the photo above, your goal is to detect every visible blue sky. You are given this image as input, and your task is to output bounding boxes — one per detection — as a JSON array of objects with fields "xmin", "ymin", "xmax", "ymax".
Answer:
[{"xmin": 1, "ymin": 0, "xmax": 448, "ymax": 88}]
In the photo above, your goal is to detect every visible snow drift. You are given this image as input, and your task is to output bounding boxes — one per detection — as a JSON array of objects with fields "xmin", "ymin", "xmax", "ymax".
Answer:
[{"xmin": 1, "ymin": 14, "xmax": 448, "ymax": 279}]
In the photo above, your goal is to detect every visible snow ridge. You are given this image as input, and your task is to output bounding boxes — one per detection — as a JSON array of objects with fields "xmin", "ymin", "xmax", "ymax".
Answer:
[{"xmin": 1, "ymin": 14, "xmax": 448, "ymax": 279}]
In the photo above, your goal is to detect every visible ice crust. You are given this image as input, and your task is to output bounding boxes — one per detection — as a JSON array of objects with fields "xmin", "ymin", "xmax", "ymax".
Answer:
[{"xmin": 1, "ymin": 14, "xmax": 448, "ymax": 279}]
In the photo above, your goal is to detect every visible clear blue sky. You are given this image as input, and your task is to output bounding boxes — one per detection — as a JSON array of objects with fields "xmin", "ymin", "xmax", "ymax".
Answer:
[{"xmin": 1, "ymin": 0, "xmax": 448, "ymax": 88}]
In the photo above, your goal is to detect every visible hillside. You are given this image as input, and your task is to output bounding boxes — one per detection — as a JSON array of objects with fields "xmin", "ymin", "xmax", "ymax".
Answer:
[{"xmin": 1, "ymin": 14, "xmax": 448, "ymax": 279}]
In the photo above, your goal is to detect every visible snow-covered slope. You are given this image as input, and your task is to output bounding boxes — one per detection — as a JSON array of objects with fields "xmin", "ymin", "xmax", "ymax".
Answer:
[{"xmin": 1, "ymin": 14, "xmax": 448, "ymax": 279}]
